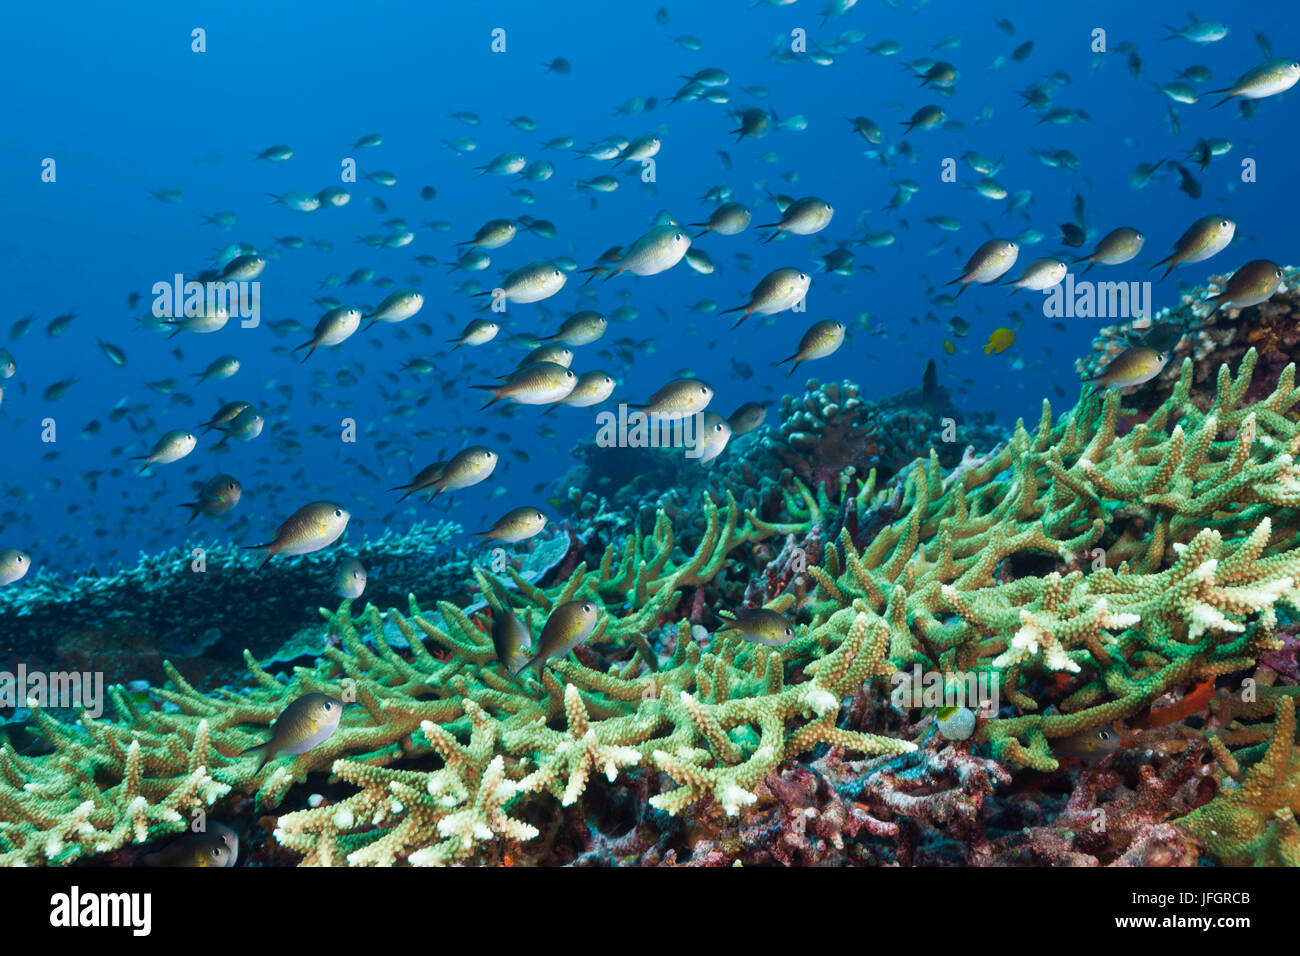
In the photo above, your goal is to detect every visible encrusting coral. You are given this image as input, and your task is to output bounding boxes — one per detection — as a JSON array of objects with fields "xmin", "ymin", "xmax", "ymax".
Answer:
[{"xmin": 5, "ymin": 345, "xmax": 1300, "ymax": 866}]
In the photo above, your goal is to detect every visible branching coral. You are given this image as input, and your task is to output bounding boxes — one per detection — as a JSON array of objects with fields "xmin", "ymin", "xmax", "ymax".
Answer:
[
  {"xmin": 798, "ymin": 350, "xmax": 1300, "ymax": 774},
  {"xmin": 1177, "ymin": 695, "xmax": 1300, "ymax": 865},
  {"xmin": 5, "ymin": 489, "xmax": 905, "ymax": 865},
  {"xmin": 8, "ymin": 344, "xmax": 1300, "ymax": 867}
]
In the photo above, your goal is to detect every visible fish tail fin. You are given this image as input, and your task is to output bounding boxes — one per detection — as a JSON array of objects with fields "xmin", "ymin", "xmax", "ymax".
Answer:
[
  {"xmin": 728, "ymin": 311, "xmax": 751, "ymax": 330},
  {"xmin": 470, "ymin": 385, "xmax": 503, "ymax": 410},
  {"xmin": 526, "ymin": 653, "xmax": 547, "ymax": 680},
  {"xmin": 239, "ymin": 740, "xmax": 273, "ymax": 773},
  {"xmin": 242, "ymin": 545, "xmax": 275, "ymax": 570},
  {"xmin": 181, "ymin": 503, "xmax": 201, "ymax": 524}
]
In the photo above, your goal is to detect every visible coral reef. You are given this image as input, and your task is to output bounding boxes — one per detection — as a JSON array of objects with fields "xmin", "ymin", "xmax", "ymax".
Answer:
[
  {"xmin": 1076, "ymin": 264, "xmax": 1300, "ymax": 414},
  {"xmin": 0, "ymin": 520, "xmax": 520, "ymax": 684},
  {"xmin": 1177, "ymin": 692, "xmax": 1300, "ymax": 865},
  {"xmin": 8, "ymin": 275, "xmax": 1300, "ymax": 865},
  {"xmin": 768, "ymin": 377, "xmax": 1002, "ymax": 496}
]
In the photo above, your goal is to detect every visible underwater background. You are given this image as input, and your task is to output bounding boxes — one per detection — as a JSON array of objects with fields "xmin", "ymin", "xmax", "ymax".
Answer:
[
  {"xmin": 2, "ymin": 0, "xmax": 1296, "ymax": 571},
  {"xmin": 2, "ymin": 0, "xmax": 1300, "ymax": 868}
]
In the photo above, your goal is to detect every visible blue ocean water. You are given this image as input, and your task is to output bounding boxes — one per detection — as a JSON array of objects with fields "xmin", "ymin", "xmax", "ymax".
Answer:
[{"xmin": 1, "ymin": 0, "xmax": 1296, "ymax": 574}]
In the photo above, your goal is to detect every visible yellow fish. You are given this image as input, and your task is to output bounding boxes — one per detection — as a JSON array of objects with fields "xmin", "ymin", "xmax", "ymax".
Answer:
[{"xmin": 984, "ymin": 327, "xmax": 1015, "ymax": 354}]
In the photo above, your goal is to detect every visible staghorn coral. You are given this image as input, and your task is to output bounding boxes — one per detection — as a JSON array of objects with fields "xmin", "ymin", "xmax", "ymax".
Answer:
[
  {"xmin": 272, "ymin": 600, "xmax": 915, "ymax": 866},
  {"xmin": 795, "ymin": 350, "xmax": 1300, "ymax": 774},
  {"xmin": 1177, "ymin": 695, "xmax": 1300, "ymax": 865},
  {"xmin": 7, "ymin": 490, "xmax": 906, "ymax": 865},
  {"xmin": 9, "ymin": 350, "xmax": 1300, "ymax": 865}
]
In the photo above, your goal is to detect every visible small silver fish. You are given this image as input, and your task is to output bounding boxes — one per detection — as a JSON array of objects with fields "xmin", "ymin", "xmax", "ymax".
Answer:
[{"xmin": 240, "ymin": 693, "xmax": 344, "ymax": 771}]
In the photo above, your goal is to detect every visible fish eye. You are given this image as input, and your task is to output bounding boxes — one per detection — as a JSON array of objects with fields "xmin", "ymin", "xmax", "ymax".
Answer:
[
  {"xmin": 211, "ymin": 847, "xmax": 223, "ymax": 858},
  {"xmin": 334, "ymin": 509, "xmax": 342, "ymax": 517},
  {"xmin": 16, "ymin": 556, "xmax": 25, "ymax": 565},
  {"xmin": 323, "ymin": 701, "xmax": 334, "ymax": 710},
  {"xmin": 714, "ymin": 423, "xmax": 724, "ymax": 432},
  {"xmin": 784, "ymin": 627, "xmax": 793, "ymax": 636},
  {"xmin": 1220, "ymin": 220, "xmax": 1229, "ymax": 228},
  {"xmin": 798, "ymin": 273, "xmax": 807, "ymax": 280},
  {"xmin": 582, "ymin": 603, "xmax": 592, "ymax": 612}
]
